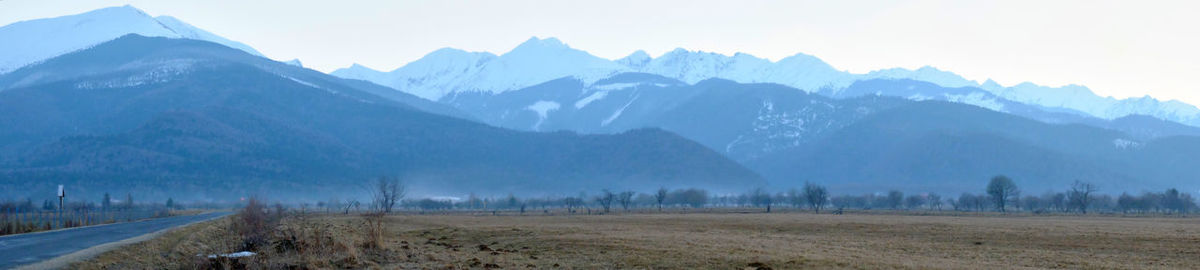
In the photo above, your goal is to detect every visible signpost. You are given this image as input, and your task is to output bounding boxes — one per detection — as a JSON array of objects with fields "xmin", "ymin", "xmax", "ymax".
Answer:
[{"xmin": 57, "ymin": 185, "xmax": 64, "ymax": 229}]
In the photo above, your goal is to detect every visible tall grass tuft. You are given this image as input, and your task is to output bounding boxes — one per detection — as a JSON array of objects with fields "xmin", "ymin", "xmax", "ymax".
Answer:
[{"xmin": 360, "ymin": 213, "xmax": 387, "ymax": 250}]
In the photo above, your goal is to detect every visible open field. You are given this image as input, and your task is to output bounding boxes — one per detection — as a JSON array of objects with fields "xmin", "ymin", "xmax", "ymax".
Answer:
[{"xmin": 75, "ymin": 210, "xmax": 1200, "ymax": 269}]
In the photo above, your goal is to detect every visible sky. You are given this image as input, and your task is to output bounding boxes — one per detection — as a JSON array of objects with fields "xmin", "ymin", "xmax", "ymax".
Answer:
[{"xmin": 1, "ymin": 0, "xmax": 1198, "ymax": 104}]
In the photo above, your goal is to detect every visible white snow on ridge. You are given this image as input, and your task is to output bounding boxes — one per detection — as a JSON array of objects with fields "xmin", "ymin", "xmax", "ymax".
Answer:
[
  {"xmin": 329, "ymin": 36, "xmax": 1200, "ymax": 127},
  {"xmin": 151, "ymin": 15, "xmax": 262, "ymax": 56},
  {"xmin": 0, "ymin": 5, "xmax": 262, "ymax": 74},
  {"xmin": 333, "ymin": 37, "xmax": 628, "ymax": 101}
]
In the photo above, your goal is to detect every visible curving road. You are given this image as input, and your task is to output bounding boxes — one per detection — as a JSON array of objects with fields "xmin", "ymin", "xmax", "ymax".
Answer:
[{"xmin": 0, "ymin": 211, "xmax": 229, "ymax": 268}]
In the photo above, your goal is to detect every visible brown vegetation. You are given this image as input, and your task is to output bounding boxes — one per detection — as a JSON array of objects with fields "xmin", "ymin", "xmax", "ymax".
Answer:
[{"xmin": 75, "ymin": 210, "xmax": 1200, "ymax": 269}]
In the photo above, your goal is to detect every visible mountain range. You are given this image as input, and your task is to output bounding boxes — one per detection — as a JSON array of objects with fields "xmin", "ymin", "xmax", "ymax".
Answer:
[
  {"xmin": 437, "ymin": 72, "xmax": 1200, "ymax": 194},
  {"xmin": 332, "ymin": 37, "xmax": 1200, "ymax": 127},
  {"xmin": 3, "ymin": 6, "xmax": 1200, "ymax": 199}
]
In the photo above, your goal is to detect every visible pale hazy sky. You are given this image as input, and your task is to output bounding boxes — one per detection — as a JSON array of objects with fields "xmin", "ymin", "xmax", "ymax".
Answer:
[{"xmin": 2, "ymin": 0, "xmax": 1198, "ymax": 104}]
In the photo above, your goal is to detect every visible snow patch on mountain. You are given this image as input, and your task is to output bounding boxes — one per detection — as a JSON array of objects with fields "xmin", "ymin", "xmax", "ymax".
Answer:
[
  {"xmin": 1112, "ymin": 138, "xmax": 1142, "ymax": 149},
  {"xmin": 942, "ymin": 92, "xmax": 1006, "ymax": 112},
  {"xmin": 574, "ymin": 91, "xmax": 608, "ymax": 109},
  {"xmin": 602, "ymin": 94, "xmax": 639, "ymax": 127},
  {"xmin": 75, "ymin": 58, "xmax": 196, "ymax": 89},
  {"xmin": 526, "ymin": 100, "xmax": 561, "ymax": 130},
  {"xmin": 283, "ymin": 75, "xmax": 320, "ymax": 89}
]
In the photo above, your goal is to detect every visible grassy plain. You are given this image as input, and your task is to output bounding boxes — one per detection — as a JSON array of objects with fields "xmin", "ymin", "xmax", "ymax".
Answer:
[{"xmin": 75, "ymin": 209, "xmax": 1200, "ymax": 269}]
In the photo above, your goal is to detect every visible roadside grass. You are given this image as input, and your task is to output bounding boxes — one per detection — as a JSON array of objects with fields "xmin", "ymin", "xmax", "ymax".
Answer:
[{"xmin": 75, "ymin": 209, "xmax": 1200, "ymax": 269}]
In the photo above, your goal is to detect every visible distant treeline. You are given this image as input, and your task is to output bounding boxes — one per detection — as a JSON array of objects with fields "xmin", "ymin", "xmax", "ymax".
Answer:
[
  {"xmin": 7, "ymin": 176, "xmax": 1198, "ymax": 217},
  {"xmin": 302, "ymin": 176, "xmax": 1198, "ymax": 216}
]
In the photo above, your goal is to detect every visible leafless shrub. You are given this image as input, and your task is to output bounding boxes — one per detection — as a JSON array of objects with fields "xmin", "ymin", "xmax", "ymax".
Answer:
[{"xmin": 232, "ymin": 198, "xmax": 271, "ymax": 251}]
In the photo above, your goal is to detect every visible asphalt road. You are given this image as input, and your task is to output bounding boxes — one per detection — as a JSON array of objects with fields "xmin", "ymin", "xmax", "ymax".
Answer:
[{"xmin": 0, "ymin": 211, "xmax": 229, "ymax": 268}]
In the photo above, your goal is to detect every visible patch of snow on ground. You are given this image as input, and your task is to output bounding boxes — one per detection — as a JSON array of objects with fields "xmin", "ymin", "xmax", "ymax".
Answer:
[{"xmin": 206, "ymin": 251, "xmax": 255, "ymax": 259}]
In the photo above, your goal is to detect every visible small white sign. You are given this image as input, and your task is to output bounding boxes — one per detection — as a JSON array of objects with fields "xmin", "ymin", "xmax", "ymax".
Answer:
[{"xmin": 57, "ymin": 185, "xmax": 64, "ymax": 197}]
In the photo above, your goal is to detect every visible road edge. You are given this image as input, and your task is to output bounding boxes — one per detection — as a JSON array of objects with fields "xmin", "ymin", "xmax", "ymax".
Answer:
[{"xmin": 13, "ymin": 212, "xmax": 230, "ymax": 270}]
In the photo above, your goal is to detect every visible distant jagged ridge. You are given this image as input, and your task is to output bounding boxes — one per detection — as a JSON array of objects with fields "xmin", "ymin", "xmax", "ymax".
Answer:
[{"xmin": 331, "ymin": 37, "xmax": 1200, "ymax": 127}]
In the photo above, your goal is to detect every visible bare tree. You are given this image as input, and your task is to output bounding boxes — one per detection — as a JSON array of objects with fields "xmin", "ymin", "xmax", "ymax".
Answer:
[
  {"xmin": 787, "ymin": 188, "xmax": 803, "ymax": 209},
  {"xmin": 750, "ymin": 188, "xmax": 772, "ymax": 213},
  {"xmin": 927, "ymin": 194, "xmax": 943, "ymax": 211},
  {"xmin": 654, "ymin": 187, "xmax": 668, "ymax": 211},
  {"xmin": 373, "ymin": 176, "xmax": 406, "ymax": 213},
  {"xmin": 669, "ymin": 188, "xmax": 708, "ymax": 209},
  {"xmin": 803, "ymin": 182, "xmax": 828, "ymax": 213},
  {"xmin": 886, "ymin": 190, "xmax": 904, "ymax": 210},
  {"xmin": 1116, "ymin": 193, "xmax": 1136, "ymax": 214},
  {"xmin": 1068, "ymin": 180, "xmax": 1098, "ymax": 214},
  {"xmin": 342, "ymin": 199, "xmax": 361, "ymax": 214},
  {"xmin": 564, "ymin": 197, "xmax": 583, "ymax": 213},
  {"xmin": 986, "ymin": 175, "xmax": 1020, "ymax": 212},
  {"xmin": 617, "ymin": 191, "xmax": 635, "ymax": 211},
  {"xmin": 595, "ymin": 189, "xmax": 615, "ymax": 213},
  {"xmin": 1162, "ymin": 188, "xmax": 1189, "ymax": 214},
  {"xmin": 905, "ymin": 195, "xmax": 926, "ymax": 210}
]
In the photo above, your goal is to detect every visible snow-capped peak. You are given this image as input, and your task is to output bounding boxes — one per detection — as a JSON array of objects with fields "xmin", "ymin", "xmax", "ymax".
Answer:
[
  {"xmin": 616, "ymin": 50, "xmax": 651, "ymax": 69},
  {"xmin": 332, "ymin": 36, "xmax": 624, "ymax": 100},
  {"xmin": 507, "ymin": 37, "xmax": 570, "ymax": 54},
  {"xmin": 864, "ymin": 66, "xmax": 979, "ymax": 89},
  {"xmin": 0, "ymin": 5, "xmax": 263, "ymax": 74},
  {"xmin": 152, "ymin": 15, "xmax": 262, "ymax": 56}
]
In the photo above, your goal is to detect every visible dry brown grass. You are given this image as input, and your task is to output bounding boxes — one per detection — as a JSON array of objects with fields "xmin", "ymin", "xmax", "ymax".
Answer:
[
  {"xmin": 76, "ymin": 211, "xmax": 1200, "ymax": 269},
  {"xmin": 70, "ymin": 216, "xmax": 242, "ymax": 269}
]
